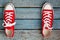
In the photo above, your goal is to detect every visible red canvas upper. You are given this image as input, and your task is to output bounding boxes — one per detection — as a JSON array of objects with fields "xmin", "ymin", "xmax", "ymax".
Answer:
[
  {"xmin": 42, "ymin": 9, "xmax": 54, "ymax": 37},
  {"xmin": 3, "ymin": 10, "xmax": 16, "ymax": 37}
]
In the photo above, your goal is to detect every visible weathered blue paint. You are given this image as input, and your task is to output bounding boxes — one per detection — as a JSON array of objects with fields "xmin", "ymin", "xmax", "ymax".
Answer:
[
  {"xmin": 0, "ymin": 20, "xmax": 60, "ymax": 29},
  {"xmin": 0, "ymin": 0, "xmax": 59, "ymax": 40},
  {"xmin": 0, "ymin": 0, "xmax": 60, "ymax": 7},
  {"xmin": 15, "ymin": 8, "xmax": 60, "ymax": 19},
  {"xmin": 0, "ymin": 8, "xmax": 60, "ymax": 19},
  {"xmin": 0, "ymin": 0, "xmax": 11, "ymax": 7},
  {"xmin": 12, "ymin": 0, "xmax": 60, "ymax": 7},
  {"xmin": 0, "ymin": 0, "xmax": 59, "ymax": 30}
]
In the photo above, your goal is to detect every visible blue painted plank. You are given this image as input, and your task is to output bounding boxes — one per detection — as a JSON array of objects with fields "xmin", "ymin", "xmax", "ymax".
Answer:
[
  {"xmin": 0, "ymin": 8, "xmax": 60, "ymax": 19},
  {"xmin": 15, "ymin": 20, "xmax": 60, "ymax": 29},
  {"xmin": 0, "ymin": 8, "xmax": 3, "ymax": 19},
  {"xmin": 0, "ymin": 0, "xmax": 11, "ymax": 7},
  {"xmin": 0, "ymin": 20, "xmax": 60, "ymax": 29},
  {"xmin": 13, "ymin": 0, "xmax": 60, "ymax": 7},
  {"xmin": 0, "ymin": 0, "xmax": 59, "ymax": 7},
  {"xmin": 16, "ymin": 8, "xmax": 60, "ymax": 19}
]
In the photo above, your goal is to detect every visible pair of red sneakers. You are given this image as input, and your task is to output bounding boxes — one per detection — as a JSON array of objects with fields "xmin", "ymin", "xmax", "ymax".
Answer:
[{"xmin": 2, "ymin": 2, "xmax": 54, "ymax": 38}]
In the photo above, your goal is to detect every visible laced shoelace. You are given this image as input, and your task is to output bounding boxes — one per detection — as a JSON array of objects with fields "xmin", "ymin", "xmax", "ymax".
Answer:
[
  {"xmin": 42, "ymin": 10, "xmax": 53, "ymax": 30},
  {"xmin": 2, "ymin": 11, "xmax": 16, "ymax": 27}
]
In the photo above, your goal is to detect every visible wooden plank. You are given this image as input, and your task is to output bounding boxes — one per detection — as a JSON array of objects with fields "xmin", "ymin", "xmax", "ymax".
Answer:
[
  {"xmin": 12, "ymin": 0, "xmax": 60, "ymax": 7},
  {"xmin": 0, "ymin": 0, "xmax": 11, "ymax": 7},
  {"xmin": 15, "ymin": 8, "xmax": 60, "ymax": 19},
  {"xmin": 0, "ymin": 20, "xmax": 60, "ymax": 29},
  {"xmin": 0, "ymin": 0, "xmax": 60, "ymax": 7},
  {"xmin": 15, "ymin": 20, "xmax": 60, "ymax": 29},
  {"xmin": 0, "ymin": 8, "xmax": 60, "ymax": 19},
  {"xmin": 0, "ymin": 30, "xmax": 60, "ymax": 40},
  {"xmin": 0, "ymin": 8, "xmax": 3, "ymax": 19}
]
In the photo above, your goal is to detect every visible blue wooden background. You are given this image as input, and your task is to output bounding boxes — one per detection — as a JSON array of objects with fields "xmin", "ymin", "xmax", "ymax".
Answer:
[
  {"xmin": 0, "ymin": 0, "xmax": 60, "ymax": 40},
  {"xmin": 0, "ymin": 0, "xmax": 60, "ymax": 30}
]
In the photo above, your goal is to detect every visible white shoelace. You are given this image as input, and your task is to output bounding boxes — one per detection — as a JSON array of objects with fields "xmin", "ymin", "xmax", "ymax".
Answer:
[
  {"xmin": 43, "ymin": 11, "xmax": 53, "ymax": 30},
  {"xmin": 2, "ymin": 11, "xmax": 16, "ymax": 27}
]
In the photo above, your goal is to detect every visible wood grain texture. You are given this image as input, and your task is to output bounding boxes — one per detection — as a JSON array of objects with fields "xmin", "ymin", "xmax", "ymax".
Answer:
[
  {"xmin": 0, "ymin": 0, "xmax": 60, "ymax": 7},
  {"xmin": 0, "ymin": 8, "xmax": 60, "ymax": 19},
  {"xmin": 0, "ymin": 0, "xmax": 11, "ymax": 7},
  {"xmin": 0, "ymin": 20, "xmax": 60, "ymax": 29},
  {"xmin": 0, "ymin": 0, "xmax": 60, "ymax": 40},
  {"xmin": 15, "ymin": 20, "xmax": 60, "ymax": 29},
  {"xmin": 0, "ymin": 30, "xmax": 60, "ymax": 40},
  {"xmin": 12, "ymin": 0, "xmax": 60, "ymax": 7},
  {"xmin": 15, "ymin": 8, "xmax": 60, "ymax": 19}
]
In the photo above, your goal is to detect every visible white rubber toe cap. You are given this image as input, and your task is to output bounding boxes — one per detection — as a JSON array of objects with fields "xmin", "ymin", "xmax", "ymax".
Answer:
[
  {"xmin": 42, "ymin": 3, "xmax": 53, "ymax": 10},
  {"xmin": 5, "ymin": 3, "xmax": 14, "ymax": 10}
]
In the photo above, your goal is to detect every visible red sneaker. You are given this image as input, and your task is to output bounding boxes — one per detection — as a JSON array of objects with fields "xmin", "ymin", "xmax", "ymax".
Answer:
[
  {"xmin": 42, "ymin": 3, "xmax": 54, "ymax": 38},
  {"xmin": 2, "ymin": 3, "xmax": 16, "ymax": 37}
]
